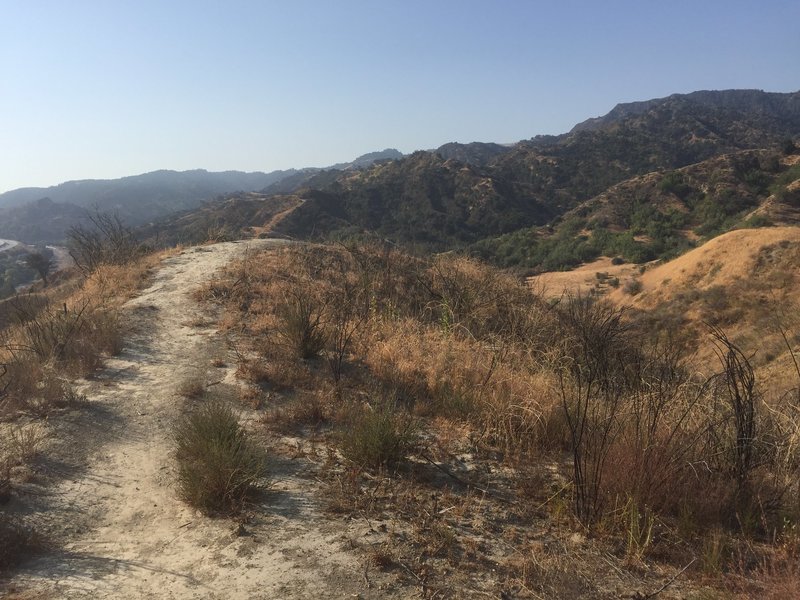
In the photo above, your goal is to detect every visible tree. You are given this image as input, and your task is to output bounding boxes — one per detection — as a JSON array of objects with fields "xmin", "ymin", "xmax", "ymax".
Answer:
[{"xmin": 25, "ymin": 252, "xmax": 52, "ymax": 286}]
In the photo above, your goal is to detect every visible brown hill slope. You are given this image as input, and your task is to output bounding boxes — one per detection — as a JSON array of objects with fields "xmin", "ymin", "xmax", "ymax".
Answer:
[{"xmin": 610, "ymin": 226, "xmax": 800, "ymax": 387}]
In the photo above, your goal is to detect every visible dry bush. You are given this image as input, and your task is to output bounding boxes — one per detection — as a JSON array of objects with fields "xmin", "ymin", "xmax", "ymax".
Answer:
[
  {"xmin": 80, "ymin": 248, "xmax": 175, "ymax": 307},
  {"xmin": 176, "ymin": 377, "xmax": 206, "ymax": 400},
  {"xmin": 742, "ymin": 543, "xmax": 800, "ymax": 599},
  {"xmin": 340, "ymin": 397, "xmax": 417, "ymax": 469},
  {"xmin": 275, "ymin": 292, "xmax": 328, "ymax": 359},
  {"xmin": 0, "ymin": 293, "xmax": 49, "ymax": 332},
  {"xmin": 29, "ymin": 302, "xmax": 122, "ymax": 372},
  {"xmin": 0, "ymin": 250, "xmax": 170, "ymax": 419},
  {"xmin": 554, "ymin": 296, "xmax": 638, "ymax": 524},
  {"xmin": 0, "ymin": 515, "xmax": 42, "ymax": 574},
  {"xmin": 238, "ymin": 385, "xmax": 264, "ymax": 410},
  {"xmin": 263, "ymin": 391, "xmax": 329, "ymax": 432},
  {"xmin": 1, "ymin": 358, "xmax": 69, "ymax": 418},
  {"xmin": 7, "ymin": 422, "xmax": 47, "ymax": 464},
  {"xmin": 173, "ymin": 400, "xmax": 267, "ymax": 514},
  {"xmin": 426, "ymin": 254, "xmax": 547, "ymax": 342},
  {"xmin": 210, "ymin": 243, "xmax": 562, "ymax": 461},
  {"xmin": 67, "ymin": 211, "xmax": 145, "ymax": 274}
]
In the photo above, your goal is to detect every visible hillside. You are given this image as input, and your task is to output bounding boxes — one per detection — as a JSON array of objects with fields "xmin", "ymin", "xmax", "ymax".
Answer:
[
  {"xmin": 273, "ymin": 151, "xmax": 556, "ymax": 249},
  {"xmin": 0, "ymin": 170, "xmax": 296, "ymax": 244},
  {"xmin": 259, "ymin": 89, "xmax": 800, "ymax": 261},
  {"xmin": 2, "ymin": 232, "xmax": 799, "ymax": 598},
  {"xmin": 0, "ymin": 150, "xmax": 406, "ymax": 245},
  {"xmin": 433, "ymin": 141, "xmax": 512, "ymax": 166},
  {"xmin": 528, "ymin": 224, "xmax": 800, "ymax": 385},
  {"xmin": 137, "ymin": 192, "xmax": 303, "ymax": 246},
  {"xmin": 476, "ymin": 150, "xmax": 800, "ymax": 270},
  {"xmin": 611, "ymin": 227, "xmax": 800, "ymax": 371}
]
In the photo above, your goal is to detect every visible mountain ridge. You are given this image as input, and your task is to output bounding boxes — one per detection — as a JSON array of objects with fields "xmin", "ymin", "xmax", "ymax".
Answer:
[{"xmin": 268, "ymin": 89, "xmax": 800, "ymax": 259}]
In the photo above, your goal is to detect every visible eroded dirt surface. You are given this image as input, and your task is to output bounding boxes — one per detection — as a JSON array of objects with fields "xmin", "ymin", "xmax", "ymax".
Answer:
[{"xmin": 3, "ymin": 241, "xmax": 397, "ymax": 599}]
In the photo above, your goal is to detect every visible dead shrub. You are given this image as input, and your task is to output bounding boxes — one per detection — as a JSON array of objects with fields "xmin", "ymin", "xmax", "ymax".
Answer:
[
  {"xmin": 326, "ymin": 295, "xmax": 363, "ymax": 383},
  {"xmin": 8, "ymin": 423, "xmax": 47, "ymax": 464},
  {"xmin": 555, "ymin": 296, "xmax": 637, "ymax": 524},
  {"xmin": 709, "ymin": 326, "xmax": 759, "ymax": 494},
  {"xmin": 177, "ymin": 377, "xmax": 206, "ymax": 400},
  {"xmin": 426, "ymin": 254, "xmax": 542, "ymax": 341},
  {"xmin": 0, "ymin": 514, "xmax": 42, "ymax": 574},
  {"xmin": 275, "ymin": 293, "xmax": 328, "ymax": 359},
  {"xmin": 5, "ymin": 300, "xmax": 122, "ymax": 376},
  {"xmin": 173, "ymin": 400, "xmax": 267, "ymax": 514},
  {"xmin": 1, "ymin": 359, "xmax": 70, "ymax": 418},
  {"xmin": 67, "ymin": 210, "xmax": 145, "ymax": 274},
  {"xmin": 264, "ymin": 392, "xmax": 328, "ymax": 432}
]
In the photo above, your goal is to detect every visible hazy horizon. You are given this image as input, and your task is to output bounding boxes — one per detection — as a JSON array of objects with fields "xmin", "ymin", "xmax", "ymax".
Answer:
[{"xmin": 2, "ymin": 1, "xmax": 798, "ymax": 194}]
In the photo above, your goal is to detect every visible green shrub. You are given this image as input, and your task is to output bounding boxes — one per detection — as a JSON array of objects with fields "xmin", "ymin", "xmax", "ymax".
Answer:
[
  {"xmin": 173, "ymin": 401, "xmax": 267, "ymax": 514},
  {"xmin": 341, "ymin": 400, "xmax": 416, "ymax": 469},
  {"xmin": 742, "ymin": 214, "xmax": 772, "ymax": 228}
]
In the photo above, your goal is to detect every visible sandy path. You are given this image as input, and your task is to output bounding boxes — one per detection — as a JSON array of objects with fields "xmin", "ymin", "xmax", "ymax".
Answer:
[{"xmin": 6, "ymin": 240, "xmax": 388, "ymax": 599}]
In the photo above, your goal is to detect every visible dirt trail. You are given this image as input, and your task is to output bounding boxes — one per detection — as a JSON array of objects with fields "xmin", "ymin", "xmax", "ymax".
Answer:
[{"xmin": 6, "ymin": 240, "xmax": 387, "ymax": 599}]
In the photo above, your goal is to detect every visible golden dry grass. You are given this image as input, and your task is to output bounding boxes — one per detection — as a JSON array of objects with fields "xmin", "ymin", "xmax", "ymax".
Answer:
[
  {"xmin": 195, "ymin": 240, "xmax": 800, "ymax": 598},
  {"xmin": 528, "ymin": 256, "xmax": 644, "ymax": 299}
]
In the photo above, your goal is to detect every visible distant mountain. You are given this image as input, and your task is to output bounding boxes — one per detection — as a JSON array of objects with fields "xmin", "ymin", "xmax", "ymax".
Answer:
[
  {"xmin": 0, "ymin": 198, "xmax": 87, "ymax": 245},
  {"xmin": 0, "ymin": 169, "xmax": 294, "ymax": 214},
  {"xmin": 262, "ymin": 149, "xmax": 407, "ymax": 195},
  {"xmin": 570, "ymin": 89, "xmax": 800, "ymax": 134},
  {"xmin": 326, "ymin": 148, "xmax": 404, "ymax": 170},
  {"xmin": 0, "ymin": 149, "xmax": 408, "ymax": 244},
  {"xmin": 0, "ymin": 169, "xmax": 299, "ymax": 243},
  {"xmin": 434, "ymin": 142, "xmax": 512, "ymax": 166},
  {"xmin": 264, "ymin": 89, "xmax": 800, "ymax": 262}
]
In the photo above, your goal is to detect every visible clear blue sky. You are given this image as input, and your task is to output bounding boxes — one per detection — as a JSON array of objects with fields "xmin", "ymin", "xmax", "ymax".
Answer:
[{"xmin": 1, "ymin": 0, "xmax": 798, "ymax": 192}]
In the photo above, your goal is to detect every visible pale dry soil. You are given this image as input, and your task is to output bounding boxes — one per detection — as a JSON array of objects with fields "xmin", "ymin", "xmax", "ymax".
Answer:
[
  {"xmin": 2, "ymin": 240, "xmax": 398, "ymax": 599},
  {"xmin": 527, "ymin": 256, "xmax": 643, "ymax": 299}
]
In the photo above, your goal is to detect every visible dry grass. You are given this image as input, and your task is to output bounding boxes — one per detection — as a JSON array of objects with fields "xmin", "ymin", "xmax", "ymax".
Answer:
[
  {"xmin": 199, "ymin": 241, "xmax": 800, "ymax": 597},
  {"xmin": 7, "ymin": 422, "xmax": 48, "ymax": 464},
  {"xmin": 173, "ymin": 400, "xmax": 268, "ymax": 514}
]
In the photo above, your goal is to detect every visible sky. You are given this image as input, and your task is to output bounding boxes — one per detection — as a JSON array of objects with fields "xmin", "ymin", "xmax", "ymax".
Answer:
[{"xmin": 1, "ymin": 0, "xmax": 798, "ymax": 193}]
